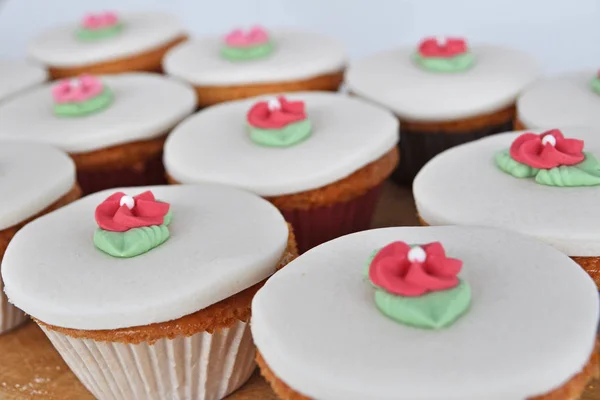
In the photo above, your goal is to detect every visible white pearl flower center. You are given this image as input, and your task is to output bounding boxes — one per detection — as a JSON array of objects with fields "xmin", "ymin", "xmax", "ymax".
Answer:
[
  {"xmin": 436, "ymin": 36, "xmax": 448, "ymax": 47},
  {"xmin": 267, "ymin": 98, "xmax": 281, "ymax": 111},
  {"xmin": 542, "ymin": 135, "xmax": 557, "ymax": 147},
  {"xmin": 120, "ymin": 195, "xmax": 135, "ymax": 210},
  {"xmin": 407, "ymin": 246, "xmax": 427, "ymax": 263},
  {"xmin": 70, "ymin": 78, "xmax": 81, "ymax": 88}
]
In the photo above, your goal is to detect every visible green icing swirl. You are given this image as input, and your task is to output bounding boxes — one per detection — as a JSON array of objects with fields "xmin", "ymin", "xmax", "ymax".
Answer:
[
  {"xmin": 94, "ymin": 207, "xmax": 173, "ymax": 258},
  {"xmin": 374, "ymin": 280, "xmax": 471, "ymax": 329},
  {"xmin": 535, "ymin": 153, "xmax": 600, "ymax": 187},
  {"xmin": 76, "ymin": 24, "xmax": 124, "ymax": 41},
  {"xmin": 414, "ymin": 52, "xmax": 475, "ymax": 73},
  {"xmin": 249, "ymin": 119, "xmax": 312, "ymax": 147},
  {"xmin": 221, "ymin": 42, "xmax": 274, "ymax": 61},
  {"xmin": 495, "ymin": 149, "xmax": 539, "ymax": 178},
  {"xmin": 591, "ymin": 77, "xmax": 600, "ymax": 95},
  {"xmin": 54, "ymin": 88, "xmax": 113, "ymax": 118}
]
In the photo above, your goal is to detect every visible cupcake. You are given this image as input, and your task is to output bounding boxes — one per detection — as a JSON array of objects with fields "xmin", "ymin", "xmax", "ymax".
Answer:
[
  {"xmin": 0, "ymin": 141, "xmax": 80, "ymax": 334},
  {"xmin": 163, "ymin": 27, "xmax": 346, "ymax": 108},
  {"xmin": 517, "ymin": 69, "xmax": 600, "ymax": 129},
  {"xmin": 0, "ymin": 72, "xmax": 196, "ymax": 194},
  {"xmin": 252, "ymin": 226, "xmax": 599, "ymax": 400},
  {"xmin": 414, "ymin": 127, "xmax": 600, "ymax": 287},
  {"xmin": 163, "ymin": 92, "xmax": 399, "ymax": 253},
  {"xmin": 0, "ymin": 60, "xmax": 47, "ymax": 103},
  {"xmin": 2, "ymin": 184, "xmax": 297, "ymax": 399},
  {"xmin": 28, "ymin": 12, "xmax": 187, "ymax": 79},
  {"xmin": 346, "ymin": 36, "xmax": 540, "ymax": 184}
]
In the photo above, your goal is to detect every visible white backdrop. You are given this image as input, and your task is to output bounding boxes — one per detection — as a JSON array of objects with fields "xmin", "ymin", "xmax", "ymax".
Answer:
[{"xmin": 1, "ymin": 0, "xmax": 599, "ymax": 75}]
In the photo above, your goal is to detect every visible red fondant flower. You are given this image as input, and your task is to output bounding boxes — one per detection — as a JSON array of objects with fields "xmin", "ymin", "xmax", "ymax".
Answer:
[
  {"xmin": 95, "ymin": 191, "xmax": 170, "ymax": 232},
  {"xmin": 510, "ymin": 129, "xmax": 585, "ymax": 169},
  {"xmin": 418, "ymin": 36, "xmax": 468, "ymax": 58},
  {"xmin": 247, "ymin": 96, "xmax": 307, "ymax": 129},
  {"xmin": 369, "ymin": 241, "xmax": 462, "ymax": 297}
]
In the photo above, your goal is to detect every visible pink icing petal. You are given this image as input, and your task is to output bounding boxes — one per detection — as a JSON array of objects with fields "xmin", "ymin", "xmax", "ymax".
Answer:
[
  {"xmin": 95, "ymin": 201, "xmax": 127, "ymax": 232},
  {"xmin": 555, "ymin": 138, "xmax": 585, "ymax": 157},
  {"xmin": 104, "ymin": 12, "xmax": 119, "ymax": 26},
  {"xmin": 372, "ymin": 259, "xmax": 427, "ymax": 296},
  {"xmin": 404, "ymin": 262, "xmax": 459, "ymax": 291},
  {"xmin": 426, "ymin": 256, "xmax": 463, "ymax": 278},
  {"xmin": 509, "ymin": 130, "xmax": 586, "ymax": 169},
  {"xmin": 418, "ymin": 37, "xmax": 468, "ymax": 58},
  {"xmin": 51, "ymin": 81, "xmax": 73, "ymax": 104},
  {"xmin": 82, "ymin": 12, "xmax": 119, "ymax": 30},
  {"xmin": 134, "ymin": 200, "xmax": 170, "ymax": 219},
  {"xmin": 113, "ymin": 206, "xmax": 165, "ymax": 229},
  {"xmin": 133, "ymin": 190, "xmax": 156, "ymax": 202},
  {"xmin": 225, "ymin": 26, "xmax": 269, "ymax": 47},
  {"xmin": 94, "ymin": 191, "xmax": 171, "ymax": 232},
  {"xmin": 52, "ymin": 75, "xmax": 104, "ymax": 104},
  {"xmin": 247, "ymin": 96, "xmax": 307, "ymax": 129},
  {"xmin": 369, "ymin": 241, "xmax": 462, "ymax": 297},
  {"xmin": 423, "ymin": 242, "xmax": 445, "ymax": 257}
]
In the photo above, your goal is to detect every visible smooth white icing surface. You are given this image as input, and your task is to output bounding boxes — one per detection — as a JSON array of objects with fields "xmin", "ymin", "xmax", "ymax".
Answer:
[
  {"xmin": 2, "ymin": 184, "xmax": 289, "ymax": 330},
  {"xmin": 0, "ymin": 73, "xmax": 196, "ymax": 153},
  {"xmin": 28, "ymin": 12, "xmax": 185, "ymax": 67},
  {"xmin": 163, "ymin": 29, "xmax": 346, "ymax": 86},
  {"xmin": 0, "ymin": 141, "xmax": 75, "ymax": 230},
  {"xmin": 252, "ymin": 226, "xmax": 599, "ymax": 400},
  {"xmin": 164, "ymin": 92, "xmax": 398, "ymax": 196},
  {"xmin": 414, "ymin": 127, "xmax": 600, "ymax": 256},
  {"xmin": 345, "ymin": 45, "xmax": 540, "ymax": 122},
  {"xmin": 517, "ymin": 70, "xmax": 600, "ymax": 128},
  {"xmin": 0, "ymin": 60, "xmax": 47, "ymax": 103}
]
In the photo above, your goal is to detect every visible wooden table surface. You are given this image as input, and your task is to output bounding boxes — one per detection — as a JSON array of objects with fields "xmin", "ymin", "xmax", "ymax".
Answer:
[{"xmin": 0, "ymin": 183, "xmax": 598, "ymax": 399}]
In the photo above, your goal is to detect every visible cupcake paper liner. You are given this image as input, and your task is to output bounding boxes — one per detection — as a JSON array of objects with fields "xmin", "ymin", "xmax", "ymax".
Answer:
[
  {"xmin": 42, "ymin": 320, "xmax": 256, "ymax": 400},
  {"xmin": 392, "ymin": 117, "xmax": 515, "ymax": 185},
  {"xmin": 77, "ymin": 153, "xmax": 167, "ymax": 195},
  {"xmin": 0, "ymin": 280, "xmax": 28, "ymax": 334},
  {"xmin": 280, "ymin": 184, "xmax": 383, "ymax": 253}
]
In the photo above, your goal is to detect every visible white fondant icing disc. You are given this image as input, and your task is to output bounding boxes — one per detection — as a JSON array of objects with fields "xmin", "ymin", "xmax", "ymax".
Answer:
[
  {"xmin": 0, "ymin": 141, "xmax": 75, "ymax": 230},
  {"xmin": 517, "ymin": 70, "xmax": 600, "ymax": 129},
  {"xmin": 2, "ymin": 184, "xmax": 289, "ymax": 330},
  {"xmin": 0, "ymin": 73, "xmax": 196, "ymax": 153},
  {"xmin": 414, "ymin": 127, "xmax": 600, "ymax": 256},
  {"xmin": 163, "ymin": 29, "xmax": 346, "ymax": 86},
  {"xmin": 345, "ymin": 45, "xmax": 540, "ymax": 122},
  {"xmin": 28, "ymin": 12, "xmax": 186, "ymax": 68},
  {"xmin": 0, "ymin": 60, "xmax": 47, "ymax": 103},
  {"xmin": 164, "ymin": 92, "xmax": 398, "ymax": 196},
  {"xmin": 252, "ymin": 226, "xmax": 599, "ymax": 400}
]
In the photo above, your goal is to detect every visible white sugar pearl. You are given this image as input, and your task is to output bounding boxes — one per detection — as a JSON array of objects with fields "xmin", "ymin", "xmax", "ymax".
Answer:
[
  {"xmin": 267, "ymin": 98, "xmax": 281, "ymax": 111},
  {"xmin": 119, "ymin": 195, "xmax": 135, "ymax": 209},
  {"xmin": 70, "ymin": 78, "xmax": 81, "ymax": 88},
  {"xmin": 407, "ymin": 246, "xmax": 427, "ymax": 263},
  {"xmin": 436, "ymin": 36, "xmax": 448, "ymax": 46},
  {"xmin": 542, "ymin": 135, "xmax": 557, "ymax": 146}
]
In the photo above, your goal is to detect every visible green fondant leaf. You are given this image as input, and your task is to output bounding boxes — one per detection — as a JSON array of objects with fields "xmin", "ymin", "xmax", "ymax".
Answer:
[
  {"xmin": 374, "ymin": 280, "xmax": 471, "ymax": 329},
  {"xmin": 591, "ymin": 78, "xmax": 600, "ymax": 96},
  {"xmin": 535, "ymin": 153, "xmax": 600, "ymax": 187},
  {"xmin": 94, "ymin": 225, "xmax": 170, "ymax": 258},
  {"xmin": 364, "ymin": 249, "xmax": 379, "ymax": 279},
  {"xmin": 249, "ymin": 119, "xmax": 312, "ymax": 148},
  {"xmin": 494, "ymin": 149, "xmax": 539, "ymax": 178},
  {"xmin": 163, "ymin": 207, "xmax": 173, "ymax": 226},
  {"xmin": 413, "ymin": 52, "xmax": 475, "ymax": 73},
  {"xmin": 221, "ymin": 42, "xmax": 274, "ymax": 61},
  {"xmin": 76, "ymin": 24, "xmax": 124, "ymax": 41},
  {"xmin": 54, "ymin": 88, "xmax": 114, "ymax": 118}
]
